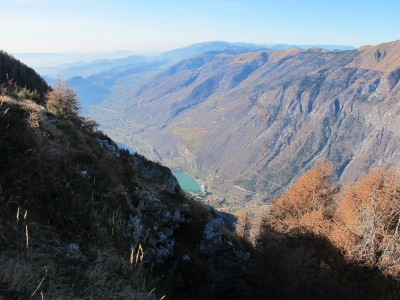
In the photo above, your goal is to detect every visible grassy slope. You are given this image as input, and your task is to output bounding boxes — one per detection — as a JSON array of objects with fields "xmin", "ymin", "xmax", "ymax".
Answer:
[{"xmin": 0, "ymin": 95, "xmax": 249, "ymax": 299}]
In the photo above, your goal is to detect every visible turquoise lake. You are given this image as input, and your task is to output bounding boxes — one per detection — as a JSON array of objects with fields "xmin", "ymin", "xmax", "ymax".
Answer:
[{"xmin": 173, "ymin": 172, "xmax": 201, "ymax": 193}]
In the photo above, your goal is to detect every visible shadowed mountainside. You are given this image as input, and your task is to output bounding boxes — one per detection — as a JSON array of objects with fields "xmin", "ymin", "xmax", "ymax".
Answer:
[{"xmin": 0, "ymin": 51, "xmax": 50, "ymax": 101}]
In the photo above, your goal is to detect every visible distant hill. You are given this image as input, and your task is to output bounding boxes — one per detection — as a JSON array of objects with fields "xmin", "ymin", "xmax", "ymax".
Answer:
[
  {"xmin": 156, "ymin": 41, "xmax": 269, "ymax": 63},
  {"xmin": 66, "ymin": 76, "xmax": 109, "ymax": 113},
  {"xmin": 289, "ymin": 44, "xmax": 355, "ymax": 51},
  {"xmin": 12, "ymin": 51, "xmax": 138, "ymax": 68},
  {"xmin": 36, "ymin": 54, "xmax": 152, "ymax": 79},
  {"xmin": 109, "ymin": 40, "xmax": 400, "ymax": 204}
]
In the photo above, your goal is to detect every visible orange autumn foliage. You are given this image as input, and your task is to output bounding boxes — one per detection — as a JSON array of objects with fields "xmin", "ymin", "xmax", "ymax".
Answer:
[
  {"xmin": 259, "ymin": 164, "xmax": 400, "ymax": 278},
  {"xmin": 266, "ymin": 163, "xmax": 339, "ymax": 236},
  {"xmin": 331, "ymin": 167, "xmax": 400, "ymax": 276}
]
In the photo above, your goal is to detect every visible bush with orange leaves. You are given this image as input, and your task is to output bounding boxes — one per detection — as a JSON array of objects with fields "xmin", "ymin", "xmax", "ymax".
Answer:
[
  {"xmin": 265, "ymin": 163, "xmax": 339, "ymax": 236},
  {"xmin": 331, "ymin": 167, "xmax": 400, "ymax": 277}
]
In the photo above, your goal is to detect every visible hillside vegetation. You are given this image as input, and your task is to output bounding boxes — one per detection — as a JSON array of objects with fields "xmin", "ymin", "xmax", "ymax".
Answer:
[
  {"xmin": 0, "ymin": 52, "xmax": 251, "ymax": 299},
  {"xmin": 253, "ymin": 163, "xmax": 400, "ymax": 299}
]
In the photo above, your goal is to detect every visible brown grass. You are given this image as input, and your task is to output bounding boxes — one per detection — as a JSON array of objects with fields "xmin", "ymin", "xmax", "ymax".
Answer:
[{"xmin": 0, "ymin": 96, "xmax": 161, "ymax": 299}]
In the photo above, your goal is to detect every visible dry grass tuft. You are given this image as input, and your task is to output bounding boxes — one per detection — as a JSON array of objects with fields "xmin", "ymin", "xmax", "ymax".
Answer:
[{"xmin": 0, "ymin": 95, "xmax": 17, "ymax": 105}]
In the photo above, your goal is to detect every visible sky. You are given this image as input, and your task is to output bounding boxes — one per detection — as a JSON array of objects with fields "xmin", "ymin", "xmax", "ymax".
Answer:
[{"xmin": 1, "ymin": 0, "xmax": 399, "ymax": 53}]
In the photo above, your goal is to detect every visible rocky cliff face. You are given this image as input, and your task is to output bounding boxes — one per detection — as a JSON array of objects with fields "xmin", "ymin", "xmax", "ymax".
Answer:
[{"xmin": 120, "ymin": 40, "xmax": 400, "ymax": 203}]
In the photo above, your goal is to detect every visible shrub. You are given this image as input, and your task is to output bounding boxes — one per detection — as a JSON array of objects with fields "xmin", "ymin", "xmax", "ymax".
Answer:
[
  {"xmin": 45, "ymin": 79, "xmax": 80, "ymax": 118},
  {"xmin": 17, "ymin": 87, "xmax": 40, "ymax": 102},
  {"xmin": 0, "ymin": 75, "xmax": 18, "ymax": 97},
  {"xmin": 45, "ymin": 103, "xmax": 66, "ymax": 118}
]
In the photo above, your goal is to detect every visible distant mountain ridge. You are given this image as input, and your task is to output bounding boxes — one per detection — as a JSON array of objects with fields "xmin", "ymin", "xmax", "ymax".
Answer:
[
  {"xmin": 17, "ymin": 41, "xmax": 354, "ymax": 114},
  {"xmin": 107, "ymin": 40, "xmax": 400, "ymax": 204},
  {"xmin": 15, "ymin": 41, "xmax": 354, "ymax": 75}
]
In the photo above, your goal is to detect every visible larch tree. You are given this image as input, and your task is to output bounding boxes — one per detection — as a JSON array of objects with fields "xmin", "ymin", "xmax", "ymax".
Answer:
[
  {"xmin": 45, "ymin": 79, "xmax": 80, "ymax": 118},
  {"xmin": 331, "ymin": 167, "xmax": 400, "ymax": 277},
  {"xmin": 262, "ymin": 163, "xmax": 339, "ymax": 236}
]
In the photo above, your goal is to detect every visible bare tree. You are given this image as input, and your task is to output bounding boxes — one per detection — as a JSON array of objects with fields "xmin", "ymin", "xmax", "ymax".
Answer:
[{"xmin": 45, "ymin": 79, "xmax": 80, "ymax": 117}]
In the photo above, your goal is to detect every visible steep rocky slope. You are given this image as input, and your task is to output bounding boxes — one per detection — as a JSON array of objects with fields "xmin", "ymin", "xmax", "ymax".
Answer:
[
  {"xmin": 120, "ymin": 40, "xmax": 400, "ymax": 204},
  {"xmin": 0, "ymin": 53, "xmax": 250, "ymax": 299}
]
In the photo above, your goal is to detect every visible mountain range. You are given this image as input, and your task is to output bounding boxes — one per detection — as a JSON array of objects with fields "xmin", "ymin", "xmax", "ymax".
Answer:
[
  {"xmin": 22, "ymin": 42, "xmax": 354, "ymax": 113},
  {"xmin": 86, "ymin": 40, "xmax": 400, "ymax": 205},
  {"xmin": 22, "ymin": 40, "xmax": 400, "ymax": 205}
]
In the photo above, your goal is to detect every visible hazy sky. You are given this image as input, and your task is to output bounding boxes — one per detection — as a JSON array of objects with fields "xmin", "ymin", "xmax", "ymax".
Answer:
[{"xmin": 1, "ymin": 0, "xmax": 399, "ymax": 53}]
